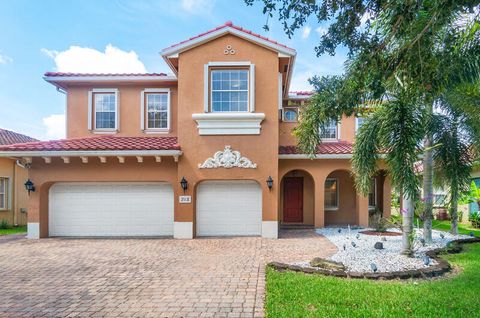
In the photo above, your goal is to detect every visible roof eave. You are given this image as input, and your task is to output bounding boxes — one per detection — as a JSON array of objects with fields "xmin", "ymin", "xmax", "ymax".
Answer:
[{"xmin": 0, "ymin": 149, "xmax": 183, "ymax": 158}]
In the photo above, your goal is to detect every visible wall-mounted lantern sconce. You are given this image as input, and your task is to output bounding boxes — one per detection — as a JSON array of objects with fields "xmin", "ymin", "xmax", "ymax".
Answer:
[
  {"xmin": 180, "ymin": 177, "xmax": 188, "ymax": 193},
  {"xmin": 24, "ymin": 179, "xmax": 35, "ymax": 195},
  {"xmin": 266, "ymin": 176, "xmax": 273, "ymax": 190}
]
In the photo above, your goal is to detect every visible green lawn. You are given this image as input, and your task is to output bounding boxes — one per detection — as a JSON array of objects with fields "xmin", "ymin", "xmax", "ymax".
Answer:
[
  {"xmin": 431, "ymin": 220, "xmax": 480, "ymax": 236},
  {"xmin": 0, "ymin": 225, "xmax": 27, "ymax": 236},
  {"xmin": 266, "ymin": 244, "xmax": 480, "ymax": 317}
]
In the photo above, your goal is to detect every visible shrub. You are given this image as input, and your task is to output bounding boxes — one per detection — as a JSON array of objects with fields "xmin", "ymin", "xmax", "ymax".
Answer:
[
  {"xmin": 0, "ymin": 219, "xmax": 9, "ymax": 229},
  {"xmin": 470, "ymin": 211, "xmax": 480, "ymax": 229},
  {"xmin": 369, "ymin": 213, "xmax": 390, "ymax": 232},
  {"xmin": 389, "ymin": 214, "xmax": 403, "ymax": 232}
]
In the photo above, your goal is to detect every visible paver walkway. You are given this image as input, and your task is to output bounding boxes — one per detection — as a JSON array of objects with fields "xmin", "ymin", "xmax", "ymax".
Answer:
[{"xmin": 0, "ymin": 229, "xmax": 336, "ymax": 318}]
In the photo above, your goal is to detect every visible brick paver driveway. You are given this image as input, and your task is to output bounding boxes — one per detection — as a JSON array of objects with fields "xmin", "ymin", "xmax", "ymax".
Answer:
[{"xmin": 0, "ymin": 230, "xmax": 336, "ymax": 318}]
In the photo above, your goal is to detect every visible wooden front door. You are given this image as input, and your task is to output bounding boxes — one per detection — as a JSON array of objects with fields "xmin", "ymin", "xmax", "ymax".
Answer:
[{"xmin": 283, "ymin": 177, "xmax": 304, "ymax": 223}]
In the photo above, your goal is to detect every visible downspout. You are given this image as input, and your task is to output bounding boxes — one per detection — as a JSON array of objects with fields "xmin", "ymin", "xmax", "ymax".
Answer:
[{"xmin": 12, "ymin": 160, "xmax": 17, "ymax": 226}]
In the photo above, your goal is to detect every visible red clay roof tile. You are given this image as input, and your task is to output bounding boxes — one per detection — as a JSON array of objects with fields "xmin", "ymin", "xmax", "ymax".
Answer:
[
  {"xmin": 279, "ymin": 141, "xmax": 353, "ymax": 155},
  {"xmin": 0, "ymin": 128, "xmax": 37, "ymax": 146},
  {"xmin": 164, "ymin": 21, "xmax": 295, "ymax": 52},
  {"xmin": 0, "ymin": 136, "xmax": 180, "ymax": 152},
  {"xmin": 44, "ymin": 72, "xmax": 168, "ymax": 77}
]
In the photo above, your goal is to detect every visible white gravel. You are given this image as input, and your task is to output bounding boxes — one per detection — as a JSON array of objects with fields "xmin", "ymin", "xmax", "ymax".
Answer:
[{"xmin": 298, "ymin": 227, "xmax": 471, "ymax": 273}]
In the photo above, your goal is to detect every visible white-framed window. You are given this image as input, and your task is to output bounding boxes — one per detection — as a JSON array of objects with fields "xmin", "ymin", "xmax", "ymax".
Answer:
[
  {"xmin": 0, "ymin": 177, "xmax": 8, "ymax": 210},
  {"xmin": 368, "ymin": 178, "xmax": 376, "ymax": 208},
  {"xmin": 204, "ymin": 62, "xmax": 255, "ymax": 113},
  {"xmin": 433, "ymin": 194, "xmax": 447, "ymax": 207},
  {"xmin": 282, "ymin": 107, "xmax": 298, "ymax": 122},
  {"xmin": 211, "ymin": 69, "xmax": 249, "ymax": 112},
  {"xmin": 320, "ymin": 119, "xmax": 338, "ymax": 140},
  {"xmin": 88, "ymin": 89, "xmax": 119, "ymax": 132},
  {"xmin": 141, "ymin": 88, "xmax": 170, "ymax": 132},
  {"xmin": 325, "ymin": 178, "xmax": 339, "ymax": 210},
  {"xmin": 356, "ymin": 117, "xmax": 366, "ymax": 132}
]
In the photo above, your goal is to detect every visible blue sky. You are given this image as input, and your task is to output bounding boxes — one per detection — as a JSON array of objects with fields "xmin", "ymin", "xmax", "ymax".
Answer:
[{"xmin": 0, "ymin": 0, "xmax": 347, "ymax": 140}]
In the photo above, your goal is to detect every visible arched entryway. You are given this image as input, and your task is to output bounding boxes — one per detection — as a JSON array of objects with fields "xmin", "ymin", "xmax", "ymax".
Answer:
[
  {"xmin": 280, "ymin": 170, "xmax": 315, "ymax": 226},
  {"xmin": 324, "ymin": 169, "xmax": 358, "ymax": 226}
]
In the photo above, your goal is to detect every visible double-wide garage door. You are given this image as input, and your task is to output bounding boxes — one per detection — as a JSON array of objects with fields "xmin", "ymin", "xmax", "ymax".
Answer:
[
  {"xmin": 196, "ymin": 180, "xmax": 262, "ymax": 236},
  {"xmin": 49, "ymin": 182, "xmax": 174, "ymax": 237}
]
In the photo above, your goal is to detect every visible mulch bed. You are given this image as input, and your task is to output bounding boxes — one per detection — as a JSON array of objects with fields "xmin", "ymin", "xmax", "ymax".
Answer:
[{"xmin": 359, "ymin": 230, "xmax": 402, "ymax": 236}]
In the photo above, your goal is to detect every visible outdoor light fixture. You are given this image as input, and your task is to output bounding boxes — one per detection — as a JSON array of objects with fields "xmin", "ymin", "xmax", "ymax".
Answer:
[
  {"xmin": 24, "ymin": 179, "xmax": 35, "ymax": 195},
  {"xmin": 180, "ymin": 177, "xmax": 188, "ymax": 193},
  {"xmin": 266, "ymin": 176, "xmax": 273, "ymax": 190}
]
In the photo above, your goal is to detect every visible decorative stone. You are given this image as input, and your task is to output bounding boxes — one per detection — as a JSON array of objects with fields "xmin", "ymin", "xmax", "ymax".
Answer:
[
  {"xmin": 309, "ymin": 258, "xmax": 346, "ymax": 271},
  {"xmin": 374, "ymin": 242, "xmax": 384, "ymax": 250}
]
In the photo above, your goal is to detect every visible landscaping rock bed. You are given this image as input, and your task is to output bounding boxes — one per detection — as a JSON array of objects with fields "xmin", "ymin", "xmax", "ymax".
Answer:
[{"xmin": 269, "ymin": 236, "xmax": 480, "ymax": 280}]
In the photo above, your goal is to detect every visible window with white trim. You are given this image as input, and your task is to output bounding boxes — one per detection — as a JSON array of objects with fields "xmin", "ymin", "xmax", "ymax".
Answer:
[
  {"xmin": 0, "ymin": 178, "xmax": 8, "ymax": 210},
  {"xmin": 283, "ymin": 107, "xmax": 298, "ymax": 122},
  {"xmin": 325, "ymin": 178, "xmax": 338, "ymax": 209},
  {"xmin": 146, "ymin": 93, "xmax": 169, "ymax": 129},
  {"xmin": 320, "ymin": 119, "xmax": 338, "ymax": 139},
  {"xmin": 356, "ymin": 117, "xmax": 366, "ymax": 132},
  {"xmin": 92, "ymin": 91, "xmax": 117, "ymax": 130},
  {"xmin": 211, "ymin": 69, "xmax": 249, "ymax": 112}
]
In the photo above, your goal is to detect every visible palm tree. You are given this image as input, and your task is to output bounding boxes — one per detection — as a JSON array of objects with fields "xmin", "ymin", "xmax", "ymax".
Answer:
[{"xmin": 432, "ymin": 84, "xmax": 480, "ymax": 234}]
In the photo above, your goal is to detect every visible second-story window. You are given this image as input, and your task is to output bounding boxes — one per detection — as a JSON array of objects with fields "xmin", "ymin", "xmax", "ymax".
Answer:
[
  {"xmin": 146, "ymin": 93, "xmax": 169, "ymax": 129},
  {"xmin": 211, "ymin": 69, "xmax": 249, "ymax": 112},
  {"xmin": 320, "ymin": 119, "xmax": 338, "ymax": 140},
  {"xmin": 141, "ymin": 88, "xmax": 170, "ymax": 132},
  {"xmin": 93, "ymin": 92, "xmax": 117, "ymax": 130},
  {"xmin": 356, "ymin": 117, "xmax": 366, "ymax": 132}
]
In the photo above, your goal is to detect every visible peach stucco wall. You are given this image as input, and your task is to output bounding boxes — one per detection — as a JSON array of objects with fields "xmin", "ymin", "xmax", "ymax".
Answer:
[
  {"xmin": 175, "ymin": 34, "xmax": 280, "ymax": 227},
  {"xmin": 279, "ymin": 114, "xmax": 357, "ymax": 146},
  {"xmin": 66, "ymin": 83, "xmax": 178, "ymax": 138},
  {"xmin": 0, "ymin": 158, "xmax": 29, "ymax": 226}
]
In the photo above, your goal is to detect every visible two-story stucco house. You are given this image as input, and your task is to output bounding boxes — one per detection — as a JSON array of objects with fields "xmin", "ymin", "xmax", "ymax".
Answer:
[{"xmin": 0, "ymin": 22, "xmax": 391, "ymax": 239}]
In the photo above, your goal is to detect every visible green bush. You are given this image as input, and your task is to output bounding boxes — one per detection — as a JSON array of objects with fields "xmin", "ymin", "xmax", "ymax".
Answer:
[
  {"xmin": 369, "ymin": 213, "xmax": 390, "ymax": 232},
  {"xmin": 470, "ymin": 212, "xmax": 480, "ymax": 229},
  {"xmin": 0, "ymin": 219, "xmax": 10, "ymax": 230}
]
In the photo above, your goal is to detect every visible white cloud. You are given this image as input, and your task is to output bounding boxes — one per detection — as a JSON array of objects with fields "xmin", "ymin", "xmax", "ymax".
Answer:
[
  {"xmin": 301, "ymin": 26, "xmax": 311, "ymax": 39},
  {"xmin": 315, "ymin": 26, "xmax": 328, "ymax": 36},
  {"xmin": 42, "ymin": 114, "xmax": 65, "ymax": 140},
  {"xmin": 41, "ymin": 44, "xmax": 147, "ymax": 73},
  {"xmin": 180, "ymin": 0, "xmax": 215, "ymax": 13},
  {"xmin": 0, "ymin": 52, "xmax": 12, "ymax": 65}
]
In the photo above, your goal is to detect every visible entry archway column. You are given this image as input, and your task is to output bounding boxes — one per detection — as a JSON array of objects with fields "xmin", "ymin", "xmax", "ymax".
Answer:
[
  {"xmin": 356, "ymin": 194, "xmax": 369, "ymax": 227},
  {"xmin": 313, "ymin": 174, "xmax": 326, "ymax": 228}
]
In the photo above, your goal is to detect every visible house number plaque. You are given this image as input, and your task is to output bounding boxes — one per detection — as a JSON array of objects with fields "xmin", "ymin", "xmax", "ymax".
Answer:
[{"xmin": 179, "ymin": 195, "xmax": 192, "ymax": 204}]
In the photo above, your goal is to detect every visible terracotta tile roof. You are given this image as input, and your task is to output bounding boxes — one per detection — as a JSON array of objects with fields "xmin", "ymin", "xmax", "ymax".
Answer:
[
  {"xmin": 279, "ymin": 141, "xmax": 353, "ymax": 155},
  {"xmin": 0, "ymin": 128, "xmax": 37, "ymax": 145},
  {"xmin": 164, "ymin": 21, "xmax": 295, "ymax": 52},
  {"xmin": 44, "ymin": 72, "xmax": 168, "ymax": 77},
  {"xmin": 0, "ymin": 136, "xmax": 180, "ymax": 152}
]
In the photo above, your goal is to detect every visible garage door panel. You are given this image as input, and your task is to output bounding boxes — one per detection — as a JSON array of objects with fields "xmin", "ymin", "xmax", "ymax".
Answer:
[
  {"xmin": 49, "ymin": 182, "xmax": 173, "ymax": 237},
  {"xmin": 196, "ymin": 180, "xmax": 262, "ymax": 236}
]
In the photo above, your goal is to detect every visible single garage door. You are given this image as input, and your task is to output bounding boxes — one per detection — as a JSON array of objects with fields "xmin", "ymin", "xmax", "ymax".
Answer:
[
  {"xmin": 196, "ymin": 180, "xmax": 262, "ymax": 236},
  {"xmin": 49, "ymin": 182, "xmax": 174, "ymax": 237}
]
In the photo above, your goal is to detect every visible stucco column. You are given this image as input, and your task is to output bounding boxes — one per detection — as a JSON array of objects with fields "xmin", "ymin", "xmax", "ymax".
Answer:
[
  {"xmin": 27, "ymin": 189, "xmax": 40, "ymax": 239},
  {"xmin": 174, "ymin": 177, "xmax": 194, "ymax": 239},
  {"xmin": 382, "ymin": 175, "xmax": 392, "ymax": 218},
  {"xmin": 314, "ymin": 176, "xmax": 325, "ymax": 228},
  {"xmin": 356, "ymin": 194, "xmax": 369, "ymax": 227}
]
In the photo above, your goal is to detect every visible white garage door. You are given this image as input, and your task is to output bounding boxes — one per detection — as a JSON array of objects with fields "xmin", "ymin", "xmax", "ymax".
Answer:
[
  {"xmin": 49, "ymin": 182, "xmax": 174, "ymax": 237},
  {"xmin": 196, "ymin": 180, "xmax": 262, "ymax": 236}
]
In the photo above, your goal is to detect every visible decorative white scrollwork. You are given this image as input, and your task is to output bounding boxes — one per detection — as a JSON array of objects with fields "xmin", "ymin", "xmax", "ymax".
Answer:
[
  {"xmin": 198, "ymin": 146, "xmax": 257, "ymax": 169},
  {"xmin": 223, "ymin": 45, "xmax": 235, "ymax": 55}
]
